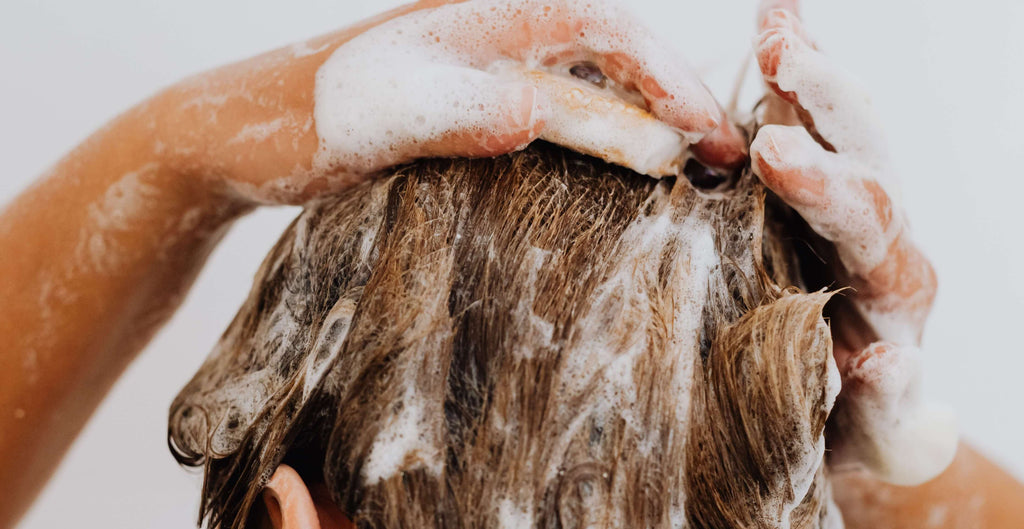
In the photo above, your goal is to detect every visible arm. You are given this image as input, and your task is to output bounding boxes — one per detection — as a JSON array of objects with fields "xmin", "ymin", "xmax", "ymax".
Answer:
[
  {"xmin": 0, "ymin": 100, "xmax": 245, "ymax": 529},
  {"xmin": 0, "ymin": 1, "xmax": 742, "ymax": 525},
  {"xmin": 0, "ymin": 8, "xmax": 424, "ymax": 524},
  {"xmin": 833, "ymin": 444, "xmax": 1024, "ymax": 529}
]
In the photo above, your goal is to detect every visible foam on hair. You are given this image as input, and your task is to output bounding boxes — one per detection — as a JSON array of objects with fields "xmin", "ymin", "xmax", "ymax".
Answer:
[{"xmin": 169, "ymin": 143, "xmax": 841, "ymax": 529}]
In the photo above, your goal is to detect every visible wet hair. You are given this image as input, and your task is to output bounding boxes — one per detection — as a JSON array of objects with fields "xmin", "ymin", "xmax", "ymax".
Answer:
[{"xmin": 168, "ymin": 143, "xmax": 841, "ymax": 529}]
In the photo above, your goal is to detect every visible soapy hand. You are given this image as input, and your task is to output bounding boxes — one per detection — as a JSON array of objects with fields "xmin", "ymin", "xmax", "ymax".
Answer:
[
  {"xmin": 317, "ymin": 0, "xmax": 749, "ymax": 179},
  {"xmin": 749, "ymin": 0, "xmax": 956, "ymax": 486},
  {"xmin": 162, "ymin": 0, "xmax": 745, "ymax": 205}
]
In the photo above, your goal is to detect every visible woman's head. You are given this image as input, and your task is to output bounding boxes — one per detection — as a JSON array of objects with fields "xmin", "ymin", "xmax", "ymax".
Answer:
[{"xmin": 169, "ymin": 143, "xmax": 840, "ymax": 529}]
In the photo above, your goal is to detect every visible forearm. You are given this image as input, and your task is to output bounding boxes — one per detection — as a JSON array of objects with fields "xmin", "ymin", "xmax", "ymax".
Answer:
[
  {"xmin": 0, "ymin": 104, "xmax": 246, "ymax": 527},
  {"xmin": 833, "ymin": 443, "xmax": 1024, "ymax": 528}
]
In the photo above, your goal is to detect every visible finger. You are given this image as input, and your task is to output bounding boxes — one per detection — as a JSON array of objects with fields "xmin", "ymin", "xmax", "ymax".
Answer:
[
  {"xmin": 520, "ymin": 68, "xmax": 692, "ymax": 177},
  {"xmin": 757, "ymin": 0, "xmax": 800, "ymax": 32},
  {"xmin": 755, "ymin": 13, "xmax": 885, "ymax": 156},
  {"xmin": 412, "ymin": 72, "xmax": 545, "ymax": 159},
  {"xmin": 854, "ymin": 232, "xmax": 937, "ymax": 344},
  {"xmin": 753, "ymin": 126, "xmax": 934, "ymax": 344},
  {"xmin": 750, "ymin": 124, "xmax": 831, "ymax": 209},
  {"xmin": 752, "ymin": 0, "xmax": 935, "ymax": 350},
  {"xmin": 559, "ymin": 3, "xmax": 748, "ymax": 167},
  {"xmin": 315, "ymin": 60, "xmax": 545, "ymax": 174},
  {"xmin": 752, "ymin": 124, "xmax": 899, "ymax": 293},
  {"xmin": 589, "ymin": 37, "xmax": 721, "ymax": 139},
  {"xmin": 691, "ymin": 107, "xmax": 749, "ymax": 170},
  {"xmin": 829, "ymin": 342, "xmax": 957, "ymax": 486},
  {"xmin": 755, "ymin": 21, "xmax": 834, "ymax": 152},
  {"xmin": 753, "ymin": 123, "xmax": 898, "ymax": 268},
  {"xmin": 757, "ymin": 2, "xmax": 814, "ymax": 46}
]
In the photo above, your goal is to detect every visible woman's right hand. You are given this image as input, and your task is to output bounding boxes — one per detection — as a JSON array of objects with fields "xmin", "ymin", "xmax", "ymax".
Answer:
[
  {"xmin": 154, "ymin": 0, "xmax": 745, "ymax": 205},
  {"xmin": 748, "ymin": 0, "xmax": 956, "ymax": 486}
]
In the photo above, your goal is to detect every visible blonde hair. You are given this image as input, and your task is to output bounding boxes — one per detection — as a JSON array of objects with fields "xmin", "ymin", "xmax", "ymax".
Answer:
[{"xmin": 169, "ymin": 143, "xmax": 840, "ymax": 528}]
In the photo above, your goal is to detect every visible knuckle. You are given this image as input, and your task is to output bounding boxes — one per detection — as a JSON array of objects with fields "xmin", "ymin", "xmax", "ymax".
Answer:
[
  {"xmin": 761, "ymin": 8, "xmax": 798, "ymax": 31},
  {"xmin": 756, "ymin": 30, "xmax": 791, "ymax": 77}
]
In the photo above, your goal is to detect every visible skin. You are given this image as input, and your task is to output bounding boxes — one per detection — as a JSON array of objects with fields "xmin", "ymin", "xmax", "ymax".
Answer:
[
  {"xmin": 0, "ymin": 2, "xmax": 739, "ymax": 526},
  {"xmin": 262, "ymin": 466, "xmax": 353, "ymax": 529},
  {"xmin": 749, "ymin": 0, "xmax": 1024, "ymax": 526},
  {"xmin": 752, "ymin": 0, "xmax": 955, "ymax": 485},
  {"xmin": 0, "ymin": 0, "xmax": 1018, "ymax": 527},
  {"xmin": 833, "ymin": 444, "xmax": 1024, "ymax": 529}
]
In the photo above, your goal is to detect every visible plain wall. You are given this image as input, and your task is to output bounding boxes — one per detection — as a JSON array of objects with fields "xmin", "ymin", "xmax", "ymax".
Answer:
[{"xmin": 2, "ymin": 0, "xmax": 1021, "ymax": 527}]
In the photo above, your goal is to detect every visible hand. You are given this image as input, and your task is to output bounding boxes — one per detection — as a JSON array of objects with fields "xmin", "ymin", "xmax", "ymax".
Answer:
[
  {"xmin": 749, "ymin": 0, "xmax": 956, "ymax": 485},
  {"xmin": 158, "ymin": 0, "xmax": 745, "ymax": 205}
]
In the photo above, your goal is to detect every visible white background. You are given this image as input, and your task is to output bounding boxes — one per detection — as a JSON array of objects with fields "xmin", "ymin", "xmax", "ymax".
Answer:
[{"xmin": 2, "ymin": 0, "xmax": 1021, "ymax": 527}]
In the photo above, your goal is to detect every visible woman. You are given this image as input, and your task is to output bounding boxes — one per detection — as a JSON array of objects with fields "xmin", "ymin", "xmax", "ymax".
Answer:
[{"xmin": 1, "ymin": 0, "xmax": 1020, "ymax": 527}]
